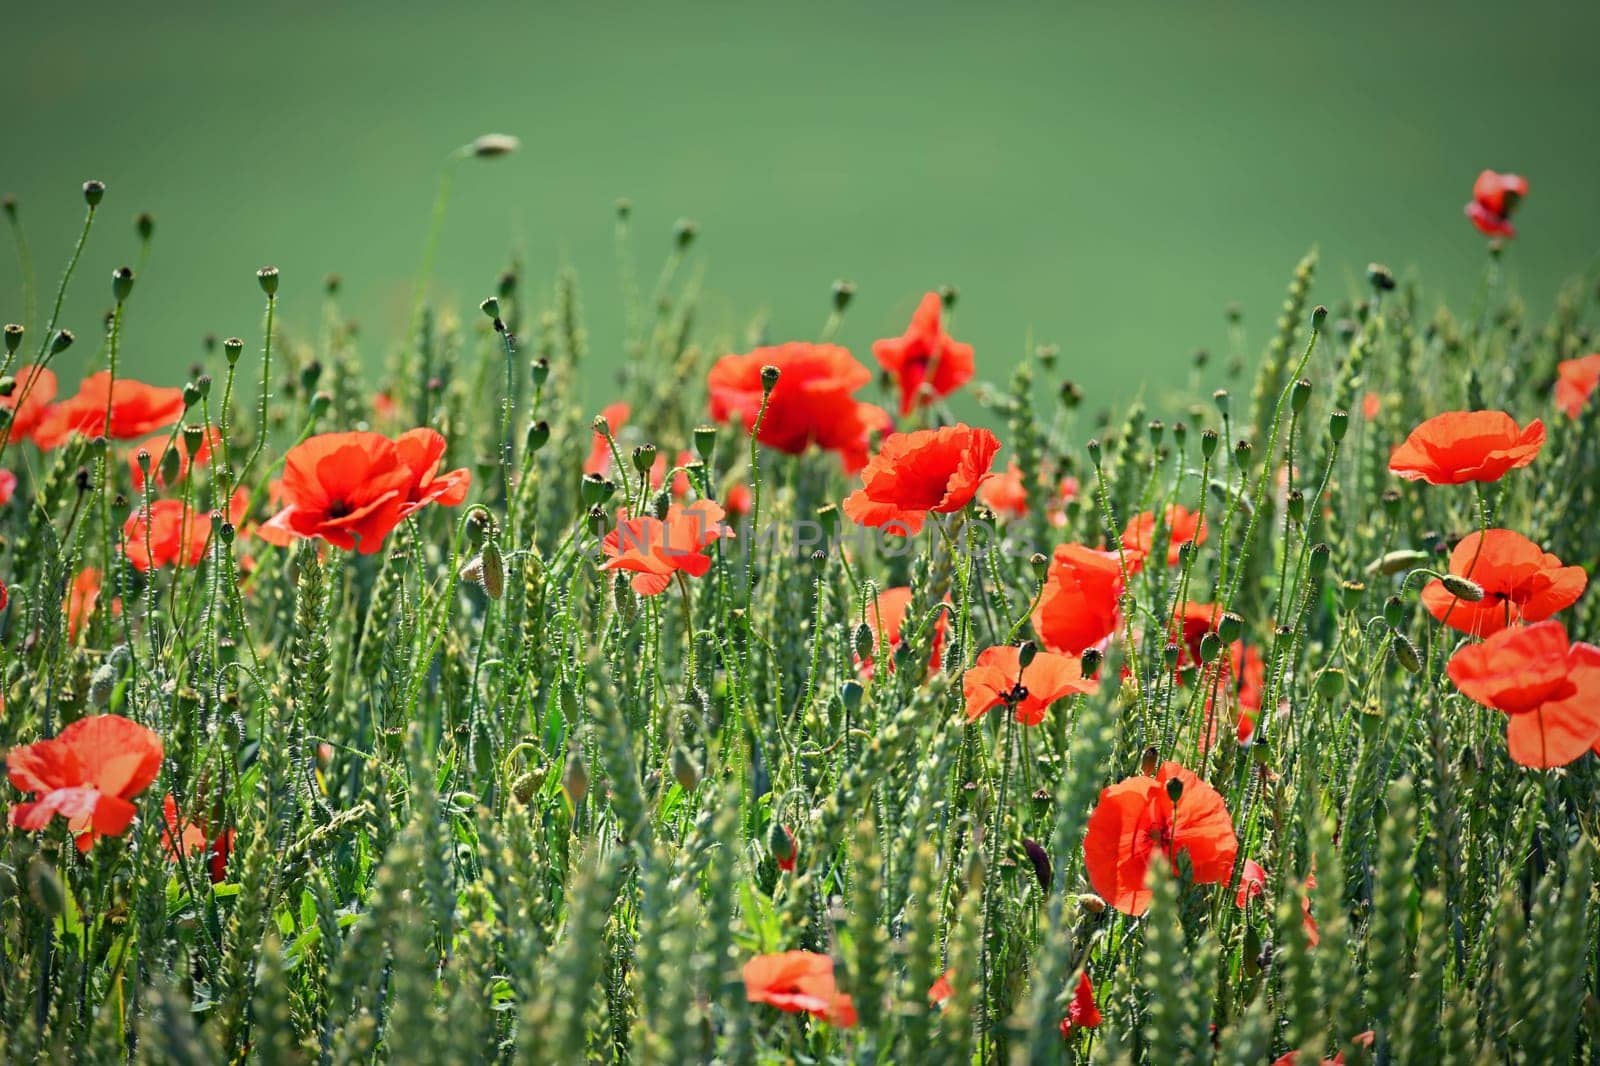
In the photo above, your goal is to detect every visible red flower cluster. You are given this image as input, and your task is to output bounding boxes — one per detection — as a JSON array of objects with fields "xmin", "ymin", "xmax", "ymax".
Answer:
[
  {"xmin": 1420, "ymin": 529, "xmax": 1586, "ymax": 637},
  {"xmin": 1083, "ymin": 761, "xmax": 1238, "ymax": 915},
  {"xmin": 843, "ymin": 424, "xmax": 999, "ymax": 535},
  {"xmin": 708, "ymin": 342, "xmax": 891, "ymax": 472},
  {"xmin": 1447, "ymin": 621, "xmax": 1600, "ymax": 768},
  {"xmin": 1465, "ymin": 169, "xmax": 1528, "ymax": 238},
  {"xmin": 872, "ymin": 292, "xmax": 975, "ymax": 416},
  {"xmin": 260, "ymin": 429, "xmax": 470, "ymax": 554},
  {"xmin": 743, "ymin": 951, "xmax": 856, "ymax": 1028},
  {"xmin": 7, "ymin": 715, "xmax": 164, "ymax": 851},
  {"xmin": 31, "ymin": 372, "xmax": 186, "ymax": 450},
  {"xmin": 123, "ymin": 489, "xmax": 247, "ymax": 571},
  {"xmin": 962, "ymin": 644, "xmax": 1097, "ymax": 725},
  {"xmin": 1388, "ymin": 410, "xmax": 1543, "ymax": 485}
]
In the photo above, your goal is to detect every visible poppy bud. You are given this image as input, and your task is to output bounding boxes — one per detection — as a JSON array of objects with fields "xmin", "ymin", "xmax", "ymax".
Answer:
[
  {"xmin": 257, "ymin": 266, "xmax": 279, "ymax": 296},
  {"xmin": 469, "ymin": 133, "xmax": 520, "ymax": 157},
  {"xmin": 182, "ymin": 380, "xmax": 204, "ymax": 409},
  {"xmin": 1077, "ymin": 892, "xmax": 1107, "ymax": 915},
  {"xmin": 694, "ymin": 424, "xmax": 717, "ymax": 463},
  {"xmin": 1315, "ymin": 668, "xmax": 1346, "ymax": 701},
  {"xmin": 672, "ymin": 217, "xmax": 699, "ymax": 249},
  {"xmin": 1340, "ymin": 581, "xmax": 1365, "ymax": 610},
  {"xmin": 580, "ymin": 472, "xmax": 610, "ymax": 506},
  {"xmin": 1214, "ymin": 389, "xmax": 1230, "ymax": 416},
  {"xmin": 853, "ymin": 623, "xmax": 874, "ymax": 661},
  {"xmin": 111, "ymin": 266, "xmax": 134, "ymax": 302},
  {"xmin": 767, "ymin": 822, "xmax": 797, "ymax": 870},
  {"xmin": 1440, "ymin": 574, "xmax": 1485, "ymax": 602},
  {"xmin": 1392, "ymin": 633, "xmax": 1422, "ymax": 674},
  {"xmin": 1366, "ymin": 549, "xmax": 1427, "ymax": 577},
  {"xmin": 1163, "ymin": 642, "xmax": 1181, "ymax": 669},
  {"xmin": 82, "ymin": 180, "xmax": 105, "ymax": 207},
  {"xmin": 526, "ymin": 420, "xmax": 550, "ymax": 452},
  {"xmin": 300, "ymin": 360, "xmax": 323, "ymax": 393},
  {"xmin": 1286, "ymin": 490, "xmax": 1305, "ymax": 524},
  {"xmin": 1199, "ymin": 632, "xmax": 1223, "ymax": 664},
  {"xmin": 309, "ymin": 392, "xmax": 331, "ymax": 419},
  {"xmin": 831, "ymin": 279, "xmax": 856, "ymax": 312},
  {"xmin": 0, "ymin": 376, "xmax": 12, "ymax": 398},
  {"xmin": 649, "ymin": 491, "xmax": 669, "ymax": 520},
  {"xmin": 1329, "ymin": 409, "xmax": 1349, "ymax": 442},
  {"xmin": 1165, "ymin": 777, "xmax": 1184, "ymax": 803},
  {"xmin": 89, "ymin": 658, "xmax": 119, "ymax": 707},
  {"xmin": 1200, "ymin": 428, "xmax": 1219, "ymax": 459},
  {"xmin": 3, "ymin": 324, "xmax": 21, "ymax": 355},
  {"xmin": 1366, "ymin": 263, "xmax": 1397, "ymax": 292},
  {"xmin": 1141, "ymin": 745, "xmax": 1159, "ymax": 776},
  {"xmin": 1081, "ymin": 647, "xmax": 1103, "ymax": 677},
  {"xmin": 0, "ymin": 195, "xmax": 14, "ymax": 221},
  {"xmin": 585, "ymin": 505, "xmax": 607, "ymax": 541},
  {"xmin": 1086, "ymin": 438, "xmax": 1102, "ymax": 466},
  {"xmin": 816, "ymin": 503, "xmax": 841, "ymax": 541},
  {"xmin": 50, "ymin": 330, "xmax": 75, "ymax": 355},
  {"xmin": 562, "ymin": 752, "xmax": 589, "ymax": 803},
  {"xmin": 159, "ymin": 444, "xmax": 182, "ymax": 486},
  {"xmin": 223, "ymin": 337, "xmax": 244, "ymax": 365},
  {"xmin": 1036, "ymin": 343, "xmax": 1059, "ymax": 370},
  {"xmin": 1059, "ymin": 380, "xmax": 1083, "ymax": 409},
  {"xmin": 1030, "ymin": 552, "xmax": 1048, "ymax": 582},
  {"xmin": 480, "ymin": 541, "xmax": 505, "ymax": 599},
  {"xmin": 1017, "ymin": 640, "xmax": 1038, "ymax": 669},
  {"xmin": 840, "ymin": 679, "xmax": 863, "ymax": 712},
  {"xmin": 1311, "ymin": 305, "xmax": 1328, "ymax": 330},
  {"xmin": 760, "ymin": 365, "xmax": 780, "ymax": 393},
  {"xmin": 1022, "ymin": 838, "xmax": 1052, "ymax": 892},
  {"xmin": 671, "ymin": 745, "xmax": 700, "ymax": 792},
  {"xmin": 511, "ymin": 770, "xmax": 541, "ymax": 805},
  {"xmin": 631, "ymin": 444, "xmax": 657, "ymax": 476},
  {"xmin": 479, "ymin": 296, "xmax": 501, "ymax": 322},
  {"xmin": 1233, "ymin": 439, "xmax": 1252, "ymax": 468},
  {"xmin": 1290, "ymin": 378, "xmax": 1311, "ymax": 414}
]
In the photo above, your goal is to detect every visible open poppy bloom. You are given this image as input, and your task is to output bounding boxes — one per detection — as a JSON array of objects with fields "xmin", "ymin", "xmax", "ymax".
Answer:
[
  {"xmin": 977, "ymin": 460, "xmax": 1078, "ymax": 523},
  {"xmin": 1033, "ymin": 543, "xmax": 1126, "ymax": 656},
  {"xmin": 1420, "ymin": 529, "xmax": 1586, "ymax": 637},
  {"xmin": 1388, "ymin": 410, "xmax": 1544, "ymax": 484},
  {"xmin": 127, "ymin": 426, "xmax": 223, "ymax": 493},
  {"xmin": 743, "ymin": 951, "xmax": 857, "ymax": 1028},
  {"xmin": 161, "ymin": 794, "xmax": 234, "ymax": 883},
  {"xmin": 2, "ymin": 365, "xmax": 58, "ymax": 443},
  {"xmin": 842, "ymin": 424, "xmax": 999, "ymax": 535},
  {"xmin": 394, "ymin": 427, "xmax": 472, "ymax": 516},
  {"xmin": 601, "ymin": 499, "xmax": 732, "ymax": 595},
  {"xmin": 1121, "ymin": 504, "xmax": 1206, "ymax": 570},
  {"xmin": 1058, "ymin": 972, "xmax": 1101, "ymax": 1038},
  {"xmin": 123, "ymin": 489, "xmax": 247, "ymax": 571},
  {"xmin": 1272, "ymin": 1030, "xmax": 1376, "ymax": 1066},
  {"xmin": 963, "ymin": 644, "xmax": 1098, "ymax": 725},
  {"xmin": 0, "ymin": 468, "xmax": 14, "ymax": 507},
  {"xmin": 928, "ymin": 970, "xmax": 955, "ymax": 1007},
  {"xmin": 7, "ymin": 714, "xmax": 164, "ymax": 851},
  {"xmin": 1083, "ymin": 761, "xmax": 1238, "ymax": 915},
  {"xmin": 707, "ymin": 342, "xmax": 892, "ymax": 472},
  {"xmin": 857, "ymin": 586, "xmax": 947, "ymax": 679},
  {"xmin": 1446, "ymin": 620, "xmax": 1600, "ymax": 768},
  {"xmin": 31, "ymin": 372, "xmax": 187, "ymax": 450},
  {"xmin": 1555, "ymin": 354, "xmax": 1600, "ymax": 419},
  {"xmin": 1465, "ymin": 169, "xmax": 1528, "ymax": 238},
  {"xmin": 872, "ymin": 292, "xmax": 976, "ymax": 416},
  {"xmin": 585, "ymin": 401, "xmax": 630, "ymax": 476}
]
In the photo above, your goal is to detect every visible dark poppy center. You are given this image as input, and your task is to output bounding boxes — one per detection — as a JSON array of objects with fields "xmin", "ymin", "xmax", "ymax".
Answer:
[{"xmin": 327, "ymin": 499, "xmax": 353, "ymax": 519}]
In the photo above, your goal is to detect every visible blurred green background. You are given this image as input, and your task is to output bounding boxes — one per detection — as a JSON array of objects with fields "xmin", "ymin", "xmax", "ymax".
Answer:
[{"xmin": 5, "ymin": 1, "xmax": 1598, "ymax": 414}]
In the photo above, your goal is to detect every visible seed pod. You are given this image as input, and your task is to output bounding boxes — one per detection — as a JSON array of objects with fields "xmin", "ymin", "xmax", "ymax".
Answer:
[
  {"xmin": 525, "ymin": 420, "xmax": 550, "ymax": 452},
  {"xmin": 1199, "ymin": 632, "xmax": 1223, "ymax": 664},
  {"xmin": 1165, "ymin": 777, "xmax": 1184, "ymax": 803},
  {"xmin": 223, "ymin": 336, "xmax": 244, "ymax": 364},
  {"xmin": 111, "ymin": 265, "xmax": 134, "ymax": 302},
  {"xmin": 693, "ymin": 424, "xmax": 717, "ymax": 462},
  {"xmin": 3, "ymin": 324, "xmax": 21, "ymax": 355},
  {"xmin": 1017, "ymin": 639, "xmax": 1038, "ymax": 669},
  {"xmin": 1392, "ymin": 633, "xmax": 1422, "ymax": 674},
  {"xmin": 1290, "ymin": 378, "xmax": 1312, "ymax": 414},
  {"xmin": 760, "ymin": 365, "xmax": 780, "ymax": 392},
  {"xmin": 1366, "ymin": 549, "xmax": 1429, "ymax": 576},
  {"xmin": 1440, "ymin": 574, "xmax": 1484, "ymax": 602},
  {"xmin": 1329, "ymin": 409, "xmax": 1349, "ymax": 442},
  {"xmin": 257, "ymin": 266, "xmax": 279, "ymax": 296},
  {"xmin": 82, "ymin": 180, "xmax": 106, "ymax": 207},
  {"xmin": 1081, "ymin": 647, "xmax": 1103, "ymax": 677}
]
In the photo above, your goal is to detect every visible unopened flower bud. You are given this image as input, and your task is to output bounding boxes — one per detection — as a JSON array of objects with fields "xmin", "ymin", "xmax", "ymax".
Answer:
[
  {"xmin": 1077, "ymin": 892, "xmax": 1107, "ymax": 914},
  {"xmin": 760, "ymin": 365, "xmax": 780, "ymax": 393},
  {"xmin": 840, "ymin": 679, "xmax": 863, "ymax": 712},
  {"xmin": 1166, "ymin": 777, "xmax": 1184, "ymax": 803},
  {"xmin": 671, "ymin": 745, "xmax": 700, "ymax": 792},
  {"xmin": 50, "ymin": 330, "xmax": 75, "ymax": 355},
  {"xmin": 159, "ymin": 444, "xmax": 182, "ymax": 486},
  {"xmin": 1080, "ymin": 647, "xmax": 1103, "ymax": 677},
  {"xmin": 111, "ymin": 266, "xmax": 134, "ymax": 302},
  {"xmin": 853, "ymin": 622, "xmax": 874, "ymax": 661},
  {"xmin": 3, "ymin": 324, "xmax": 21, "ymax": 355},
  {"xmin": 1440, "ymin": 574, "xmax": 1485, "ymax": 602},
  {"xmin": 257, "ymin": 266, "xmax": 279, "ymax": 296},
  {"xmin": 82, "ymin": 180, "xmax": 106, "ymax": 207},
  {"xmin": 1392, "ymin": 633, "xmax": 1422, "ymax": 674},
  {"xmin": 1315, "ymin": 669, "xmax": 1346, "ymax": 701},
  {"xmin": 1290, "ymin": 378, "xmax": 1311, "ymax": 414},
  {"xmin": 1017, "ymin": 640, "xmax": 1038, "ymax": 668},
  {"xmin": 300, "ymin": 360, "xmax": 323, "ymax": 393},
  {"xmin": 831, "ymin": 279, "xmax": 856, "ymax": 311},
  {"xmin": 526, "ymin": 420, "xmax": 550, "ymax": 452},
  {"xmin": 673, "ymin": 217, "xmax": 698, "ymax": 249}
]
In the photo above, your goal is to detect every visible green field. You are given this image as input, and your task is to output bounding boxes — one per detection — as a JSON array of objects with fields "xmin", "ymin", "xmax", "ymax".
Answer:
[{"xmin": 5, "ymin": 0, "xmax": 1599, "ymax": 406}]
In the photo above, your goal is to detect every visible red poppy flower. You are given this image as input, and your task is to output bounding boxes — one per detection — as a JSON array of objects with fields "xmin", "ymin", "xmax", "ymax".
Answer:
[
  {"xmin": 1388, "ymin": 410, "xmax": 1544, "ymax": 485},
  {"xmin": 1058, "ymin": 972, "xmax": 1101, "ymax": 1038},
  {"xmin": 2, "ymin": 365, "xmax": 57, "ymax": 443},
  {"xmin": 928, "ymin": 970, "xmax": 954, "ymax": 1007},
  {"xmin": 708, "ymin": 342, "xmax": 892, "ymax": 473},
  {"xmin": 647, "ymin": 449, "xmax": 697, "ymax": 499},
  {"xmin": 1555, "ymin": 354, "xmax": 1600, "ymax": 420},
  {"xmin": 1465, "ymin": 169, "xmax": 1528, "ymax": 238},
  {"xmin": 773, "ymin": 825, "xmax": 798, "ymax": 872},
  {"xmin": 1236, "ymin": 858, "xmax": 1268, "ymax": 907},
  {"xmin": 123, "ymin": 489, "xmax": 247, "ymax": 571},
  {"xmin": 1420, "ymin": 529, "xmax": 1586, "ymax": 637},
  {"xmin": 127, "ymin": 426, "xmax": 222, "ymax": 493},
  {"xmin": 0, "ymin": 468, "xmax": 14, "ymax": 506},
  {"xmin": 32, "ymin": 372, "xmax": 186, "ymax": 450},
  {"xmin": 601, "ymin": 499, "xmax": 732, "ymax": 595},
  {"xmin": 1083, "ymin": 761, "xmax": 1238, "ymax": 915},
  {"xmin": 1362, "ymin": 392, "xmax": 1382, "ymax": 421},
  {"xmin": 7, "ymin": 714, "xmax": 164, "ymax": 851},
  {"xmin": 857, "ymin": 586, "xmax": 947, "ymax": 679},
  {"xmin": 978, "ymin": 460, "xmax": 1029, "ymax": 518},
  {"xmin": 743, "ymin": 951, "xmax": 857, "ymax": 1028},
  {"xmin": 65, "ymin": 567, "xmax": 119, "ymax": 641},
  {"xmin": 586, "ymin": 402, "xmax": 630, "ymax": 476},
  {"xmin": 1121, "ymin": 504, "xmax": 1206, "ymax": 569},
  {"xmin": 394, "ymin": 428, "xmax": 471, "ymax": 516},
  {"xmin": 1272, "ymin": 1030, "xmax": 1375, "ymax": 1066},
  {"xmin": 1033, "ymin": 543, "xmax": 1126, "ymax": 655},
  {"xmin": 261, "ymin": 432, "xmax": 415, "ymax": 554},
  {"xmin": 873, "ymin": 292, "xmax": 976, "ymax": 415},
  {"xmin": 724, "ymin": 482, "xmax": 753, "ymax": 518},
  {"xmin": 161, "ymin": 794, "xmax": 233, "ymax": 883},
  {"xmin": 963, "ymin": 644, "xmax": 1098, "ymax": 725},
  {"xmin": 372, "ymin": 390, "xmax": 398, "ymax": 422},
  {"xmin": 1446, "ymin": 620, "xmax": 1600, "ymax": 768},
  {"xmin": 843, "ymin": 424, "xmax": 999, "ymax": 535}
]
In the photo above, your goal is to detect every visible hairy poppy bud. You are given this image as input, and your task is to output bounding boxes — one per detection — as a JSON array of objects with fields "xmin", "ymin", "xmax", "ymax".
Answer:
[
  {"xmin": 50, "ymin": 330, "xmax": 75, "ymax": 355},
  {"xmin": 525, "ymin": 420, "xmax": 550, "ymax": 453},
  {"xmin": 580, "ymin": 472, "xmax": 609, "ymax": 506},
  {"xmin": 480, "ymin": 540, "xmax": 505, "ymax": 599},
  {"xmin": 840, "ymin": 679, "xmax": 863, "ymax": 712},
  {"xmin": 1315, "ymin": 668, "xmax": 1346, "ymax": 701},
  {"xmin": 831, "ymin": 279, "xmax": 856, "ymax": 312},
  {"xmin": 1030, "ymin": 552, "xmax": 1048, "ymax": 582},
  {"xmin": 853, "ymin": 623, "xmax": 874, "ymax": 662},
  {"xmin": 1081, "ymin": 647, "xmax": 1103, "ymax": 677},
  {"xmin": 223, "ymin": 336, "xmax": 244, "ymax": 365},
  {"xmin": 300, "ymin": 360, "xmax": 323, "ymax": 393},
  {"xmin": 760, "ymin": 365, "xmax": 780, "ymax": 393},
  {"xmin": 1311, "ymin": 305, "xmax": 1328, "ymax": 330},
  {"xmin": 3, "ymin": 324, "xmax": 21, "ymax": 355},
  {"xmin": 1165, "ymin": 777, "xmax": 1184, "ymax": 803},
  {"xmin": 671, "ymin": 745, "xmax": 700, "ymax": 792},
  {"xmin": 1199, "ymin": 632, "xmax": 1223, "ymax": 664},
  {"xmin": 1383, "ymin": 595, "xmax": 1405, "ymax": 629},
  {"xmin": 1022, "ymin": 838, "xmax": 1052, "ymax": 892},
  {"xmin": 1329, "ymin": 409, "xmax": 1349, "ymax": 442},
  {"xmin": 1290, "ymin": 378, "xmax": 1311, "ymax": 414},
  {"xmin": 159, "ymin": 443, "xmax": 182, "ymax": 486},
  {"xmin": 1233, "ymin": 439, "xmax": 1252, "ymax": 468},
  {"xmin": 511, "ymin": 770, "xmax": 541, "ymax": 805},
  {"xmin": 257, "ymin": 266, "xmax": 279, "ymax": 296},
  {"xmin": 82, "ymin": 180, "xmax": 105, "ymax": 207},
  {"xmin": 1366, "ymin": 548, "xmax": 1427, "ymax": 576},
  {"xmin": 631, "ymin": 444, "xmax": 657, "ymax": 476},
  {"xmin": 1440, "ymin": 574, "xmax": 1485, "ymax": 602},
  {"xmin": 649, "ymin": 491, "xmax": 669, "ymax": 520},
  {"xmin": 1077, "ymin": 893, "xmax": 1107, "ymax": 915},
  {"xmin": 27, "ymin": 859, "xmax": 65, "ymax": 916},
  {"xmin": 562, "ymin": 752, "xmax": 588, "ymax": 803},
  {"xmin": 767, "ymin": 822, "xmax": 797, "ymax": 870},
  {"xmin": 470, "ymin": 133, "xmax": 520, "ymax": 157},
  {"xmin": 1017, "ymin": 639, "xmax": 1038, "ymax": 669},
  {"xmin": 0, "ymin": 376, "xmax": 13, "ymax": 398},
  {"xmin": 694, "ymin": 424, "xmax": 717, "ymax": 463},
  {"xmin": 111, "ymin": 266, "xmax": 134, "ymax": 302},
  {"xmin": 1392, "ymin": 633, "xmax": 1422, "ymax": 674}
]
